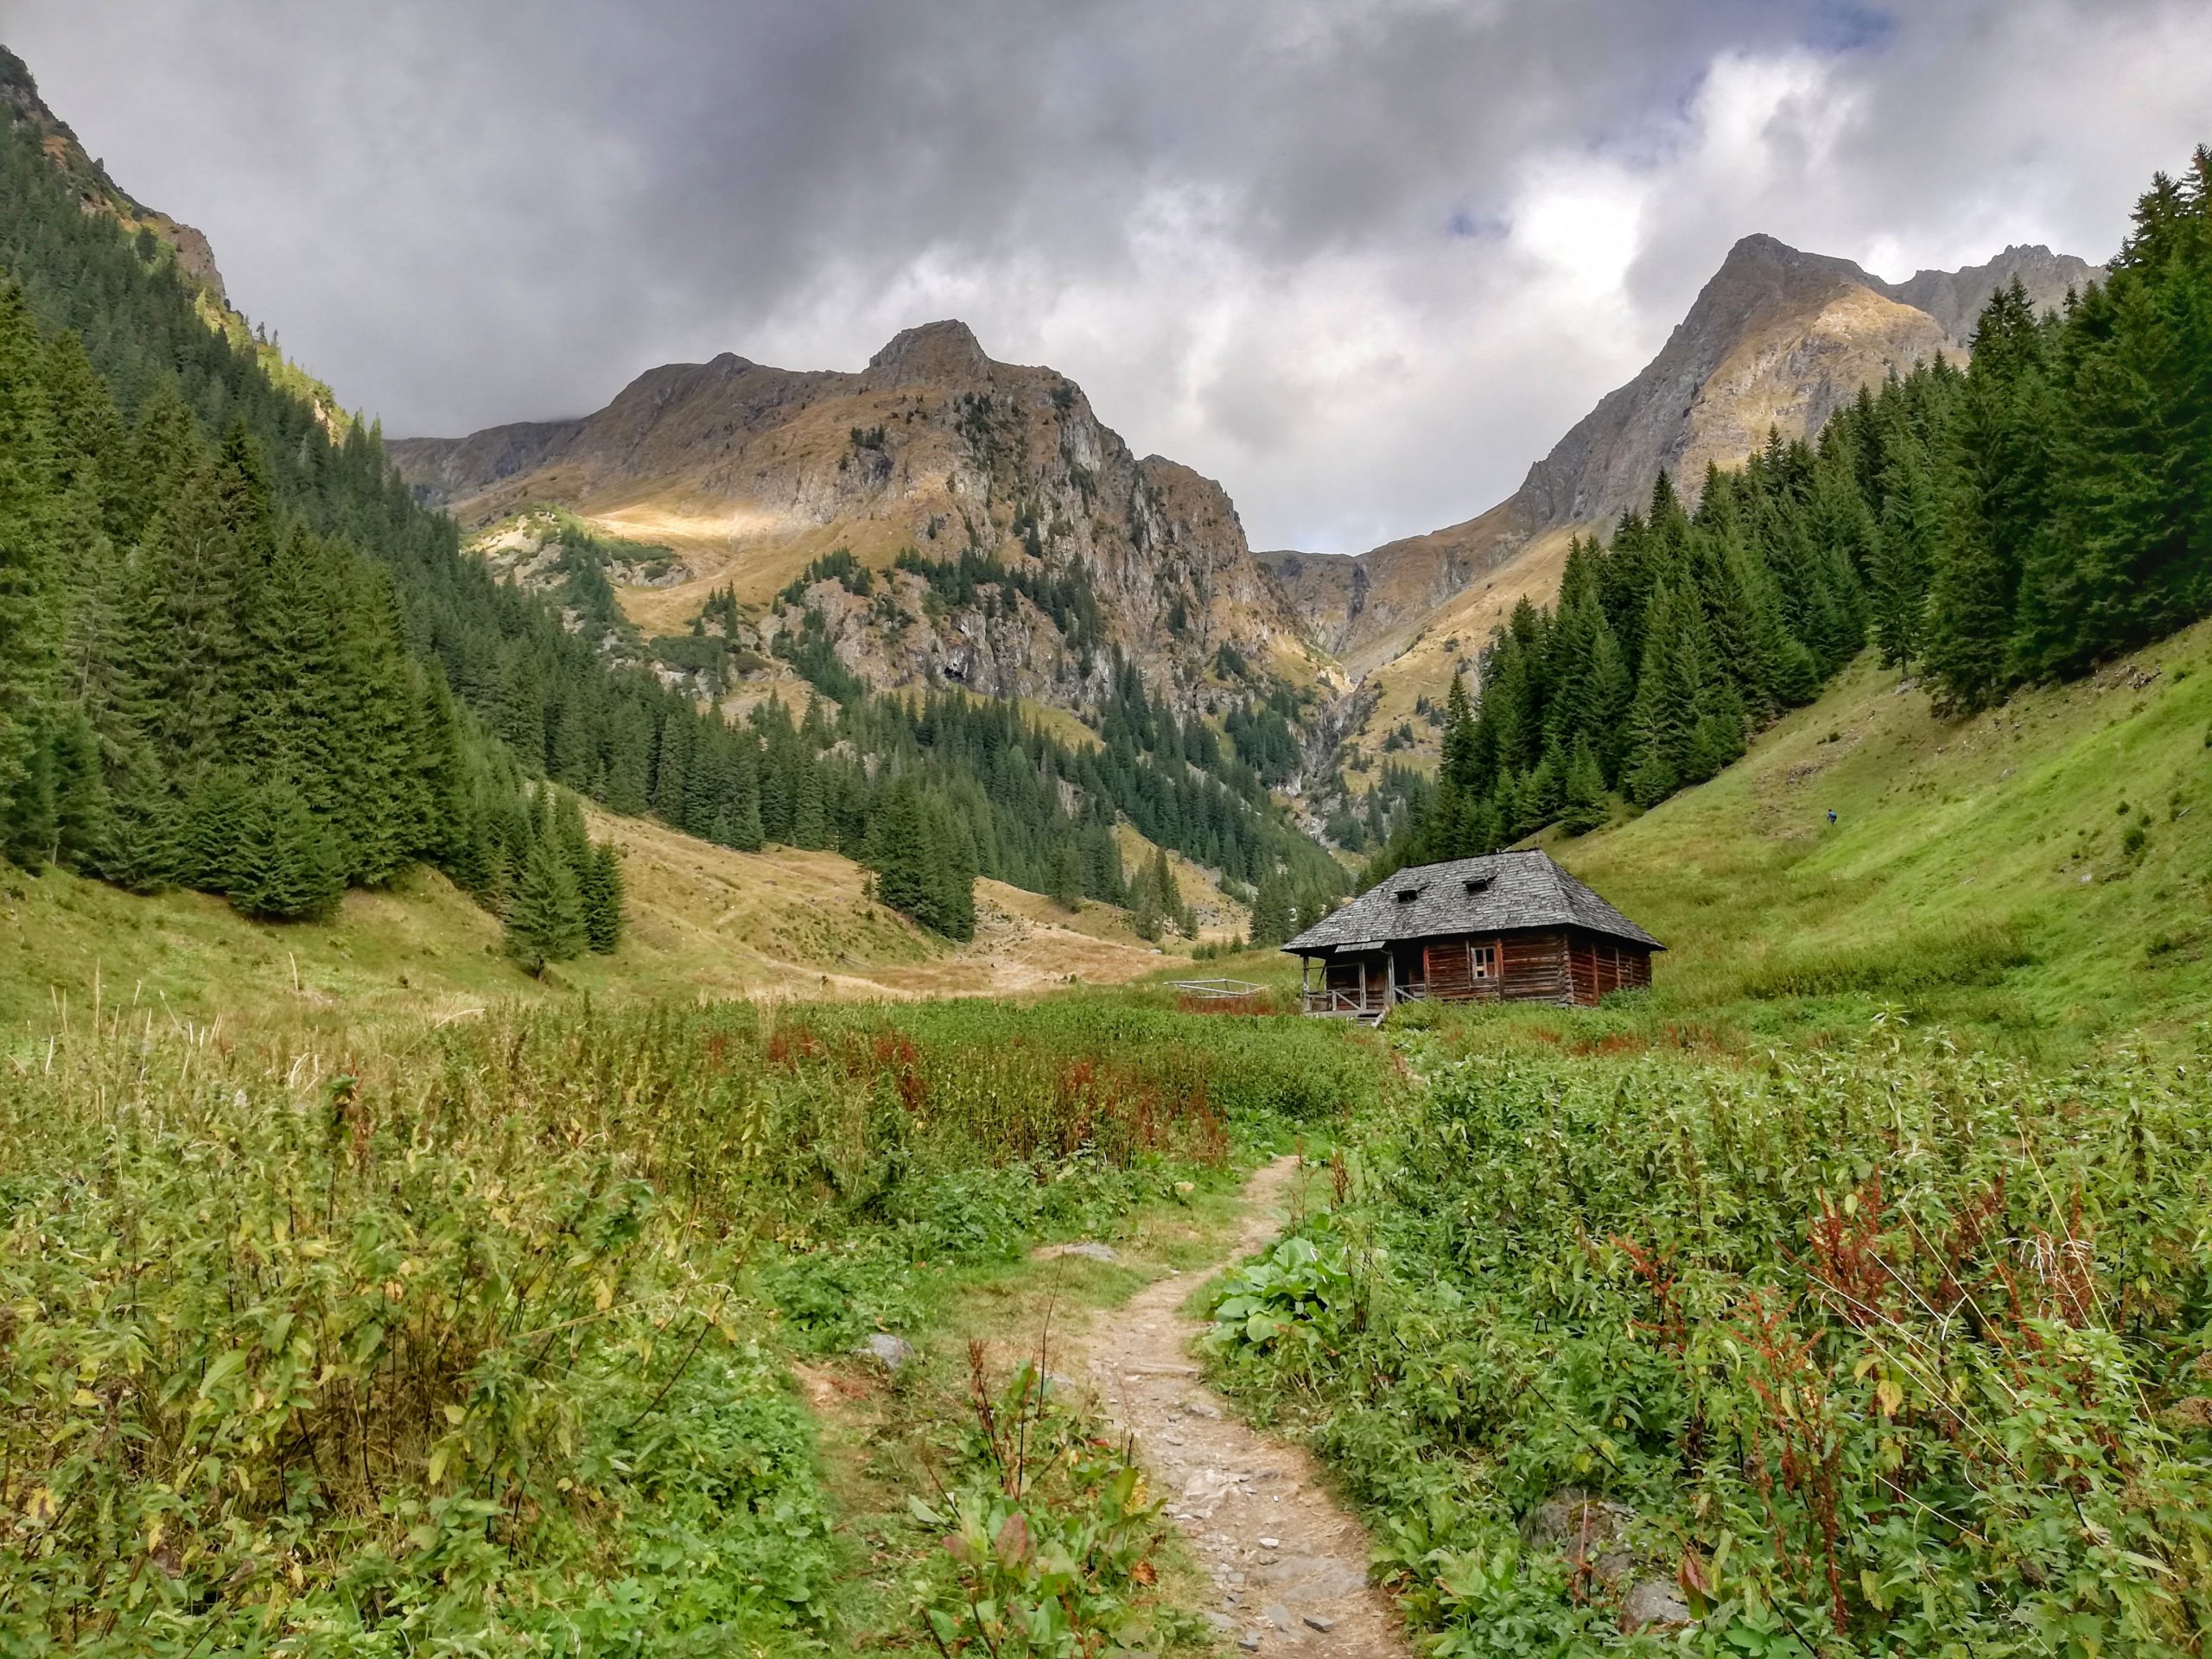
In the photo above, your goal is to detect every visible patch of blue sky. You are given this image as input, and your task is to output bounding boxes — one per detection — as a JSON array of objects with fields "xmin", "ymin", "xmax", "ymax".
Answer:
[
  {"xmin": 1804, "ymin": 0, "xmax": 1896, "ymax": 55},
  {"xmin": 1446, "ymin": 207, "xmax": 1510, "ymax": 240}
]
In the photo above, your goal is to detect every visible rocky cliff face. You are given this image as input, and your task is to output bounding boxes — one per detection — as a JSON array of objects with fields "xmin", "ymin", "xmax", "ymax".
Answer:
[
  {"xmin": 392, "ymin": 321, "xmax": 1327, "ymax": 725},
  {"xmin": 1283, "ymin": 235, "xmax": 2105, "ymax": 672},
  {"xmin": 0, "ymin": 45, "xmax": 229, "ymax": 304}
]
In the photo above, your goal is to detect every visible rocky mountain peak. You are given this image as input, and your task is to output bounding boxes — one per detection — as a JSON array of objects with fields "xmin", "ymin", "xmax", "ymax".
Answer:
[
  {"xmin": 1886, "ymin": 244, "xmax": 2101, "ymax": 341},
  {"xmin": 1275, "ymin": 230, "xmax": 2108, "ymax": 690},
  {"xmin": 1718, "ymin": 231, "xmax": 1852, "ymax": 272},
  {"xmin": 863, "ymin": 319, "xmax": 995, "ymax": 387},
  {"xmin": 0, "ymin": 41, "xmax": 230, "ymax": 305},
  {"xmin": 391, "ymin": 313, "xmax": 1325, "ymax": 734}
]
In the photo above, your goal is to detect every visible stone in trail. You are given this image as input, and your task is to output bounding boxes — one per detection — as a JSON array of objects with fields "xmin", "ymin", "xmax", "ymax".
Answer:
[
  {"xmin": 851, "ymin": 1332, "xmax": 915, "ymax": 1371},
  {"xmin": 1033, "ymin": 1240, "xmax": 1121, "ymax": 1264},
  {"xmin": 1066, "ymin": 1155, "xmax": 1409, "ymax": 1656}
]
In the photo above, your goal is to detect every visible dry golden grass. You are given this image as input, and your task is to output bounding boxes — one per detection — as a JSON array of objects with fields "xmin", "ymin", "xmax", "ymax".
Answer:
[
  {"xmin": 1342, "ymin": 524, "xmax": 1580, "ymax": 784},
  {"xmin": 0, "ymin": 804, "xmax": 1173, "ymax": 1033},
  {"xmin": 1111, "ymin": 823, "xmax": 1252, "ymax": 943}
]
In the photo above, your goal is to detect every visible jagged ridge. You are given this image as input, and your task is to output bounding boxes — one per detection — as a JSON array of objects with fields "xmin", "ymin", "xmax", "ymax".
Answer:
[
  {"xmin": 1268, "ymin": 235, "xmax": 2106, "ymax": 673},
  {"xmin": 391, "ymin": 321, "xmax": 1333, "ymax": 737}
]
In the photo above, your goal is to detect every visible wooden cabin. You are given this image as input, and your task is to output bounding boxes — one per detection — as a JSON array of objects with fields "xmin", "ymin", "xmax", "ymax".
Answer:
[{"xmin": 1285, "ymin": 849, "xmax": 1662, "ymax": 1019}]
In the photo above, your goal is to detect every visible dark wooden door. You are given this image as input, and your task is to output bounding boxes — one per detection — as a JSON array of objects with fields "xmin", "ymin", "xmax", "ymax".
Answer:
[{"xmin": 1393, "ymin": 943, "xmax": 1427, "ymax": 995}]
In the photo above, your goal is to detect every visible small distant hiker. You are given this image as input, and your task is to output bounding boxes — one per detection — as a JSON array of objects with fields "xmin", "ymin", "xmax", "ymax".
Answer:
[{"xmin": 1827, "ymin": 810, "xmax": 1838, "ymax": 825}]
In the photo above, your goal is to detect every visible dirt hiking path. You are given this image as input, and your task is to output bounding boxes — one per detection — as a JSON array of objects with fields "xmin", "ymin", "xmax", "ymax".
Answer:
[{"xmin": 1069, "ymin": 1155, "xmax": 1408, "ymax": 1656}]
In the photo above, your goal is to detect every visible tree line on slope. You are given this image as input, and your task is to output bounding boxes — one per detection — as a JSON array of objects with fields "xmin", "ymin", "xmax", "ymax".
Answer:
[
  {"xmin": 651, "ymin": 683, "xmax": 1332, "ymax": 944},
  {"xmin": 0, "ymin": 105, "xmax": 1340, "ymax": 944},
  {"xmin": 1378, "ymin": 147, "xmax": 2212, "ymax": 878},
  {"xmin": 0, "ymin": 272, "xmax": 625, "ymax": 976}
]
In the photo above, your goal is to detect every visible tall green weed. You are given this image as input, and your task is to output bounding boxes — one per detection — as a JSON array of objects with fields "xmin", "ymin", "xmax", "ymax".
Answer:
[
  {"xmin": 1209, "ymin": 1036, "xmax": 2212, "ymax": 1654},
  {"xmin": 0, "ymin": 991, "xmax": 1386, "ymax": 1652}
]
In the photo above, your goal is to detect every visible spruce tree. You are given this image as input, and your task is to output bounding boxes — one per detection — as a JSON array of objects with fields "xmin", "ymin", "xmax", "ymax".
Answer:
[
  {"xmin": 937, "ymin": 813, "xmax": 977, "ymax": 942},
  {"xmin": 1623, "ymin": 586, "xmax": 1687, "ymax": 807},
  {"xmin": 1583, "ymin": 613, "xmax": 1636, "ymax": 783},
  {"xmin": 180, "ymin": 772, "xmax": 251, "ymax": 893},
  {"xmin": 1083, "ymin": 816, "xmax": 1125, "ymax": 905},
  {"xmin": 1049, "ymin": 836, "xmax": 1084, "ymax": 911},
  {"xmin": 1523, "ymin": 741, "xmax": 1565, "ymax": 833},
  {"xmin": 0, "ymin": 282, "xmax": 55, "ymax": 820},
  {"xmin": 102, "ymin": 795, "xmax": 183, "ymax": 893},
  {"xmin": 229, "ymin": 782, "xmax": 344, "ymax": 922},
  {"xmin": 2, "ymin": 717, "xmax": 55, "ymax": 871},
  {"xmin": 42, "ymin": 706, "xmax": 108, "ymax": 871},
  {"xmin": 1144, "ymin": 846, "xmax": 1189, "ymax": 938},
  {"xmin": 504, "ymin": 830, "xmax": 587, "ymax": 975},
  {"xmin": 1130, "ymin": 869, "xmax": 1163, "ymax": 941},
  {"xmin": 581, "ymin": 841, "xmax": 625, "ymax": 954},
  {"xmin": 865, "ymin": 779, "xmax": 936, "ymax": 927},
  {"xmin": 2045, "ymin": 223, "xmax": 2212, "ymax": 670},
  {"xmin": 1560, "ymin": 735, "xmax": 1607, "ymax": 835},
  {"xmin": 728, "ymin": 745, "xmax": 766, "ymax": 850},
  {"xmin": 790, "ymin": 759, "xmax": 829, "ymax": 849},
  {"xmin": 1871, "ymin": 430, "xmax": 1938, "ymax": 670},
  {"xmin": 1249, "ymin": 867, "xmax": 1293, "ymax": 947},
  {"xmin": 1923, "ymin": 489, "xmax": 2018, "ymax": 712}
]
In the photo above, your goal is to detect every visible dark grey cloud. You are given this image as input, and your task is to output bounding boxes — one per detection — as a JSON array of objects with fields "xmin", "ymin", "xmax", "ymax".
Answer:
[{"xmin": 8, "ymin": 1, "xmax": 2209, "ymax": 550}]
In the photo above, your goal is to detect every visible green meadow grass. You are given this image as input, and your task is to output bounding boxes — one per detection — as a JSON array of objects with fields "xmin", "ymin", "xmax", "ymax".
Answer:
[
  {"xmin": 1530, "ymin": 620, "xmax": 2212, "ymax": 1052},
  {"xmin": 0, "ymin": 991, "xmax": 1384, "ymax": 1656}
]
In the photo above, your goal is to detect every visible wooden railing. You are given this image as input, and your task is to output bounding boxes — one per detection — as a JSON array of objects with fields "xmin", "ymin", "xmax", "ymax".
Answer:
[
  {"xmin": 1298, "ymin": 982, "xmax": 1437, "ymax": 1018},
  {"xmin": 1299, "ymin": 987, "xmax": 1390, "ymax": 1017},
  {"xmin": 1169, "ymin": 978, "xmax": 1265, "ymax": 1001}
]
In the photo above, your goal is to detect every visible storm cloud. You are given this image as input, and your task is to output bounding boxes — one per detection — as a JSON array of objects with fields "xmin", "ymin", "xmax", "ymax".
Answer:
[{"xmin": 9, "ymin": 1, "xmax": 2209, "ymax": 550}]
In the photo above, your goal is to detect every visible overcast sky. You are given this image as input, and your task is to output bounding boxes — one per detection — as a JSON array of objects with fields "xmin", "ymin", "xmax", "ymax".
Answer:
[{"xmin": 10, "ymin": 2, "xmax": 2209, "ymax": 552}]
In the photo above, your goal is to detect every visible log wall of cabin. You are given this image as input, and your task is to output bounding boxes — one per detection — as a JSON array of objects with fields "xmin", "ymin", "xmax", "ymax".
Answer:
[
  {"xmin": 1419, "ymin": 931, "xmax": 1571, "ymax": 1003},
  {"xmin": 1422, "ymin": 938, "xmax": 1491, "ymax": 1000},
  {"xmin": 1565, "ymin": 929, "xmax": 1655, "ymax": 1005},
  {"xmin": 1306, "ymin": 930, "xmax": 1651, "ymax": 1014},
  {"xmin": 1499, "ymin": 930, "xmax": 1571, "ymax": 1002}
]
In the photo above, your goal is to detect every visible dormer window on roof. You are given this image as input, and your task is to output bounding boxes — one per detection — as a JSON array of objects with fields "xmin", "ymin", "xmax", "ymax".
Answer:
[
  {"xmin": 1465, "ymin": 875, "xmax": 1492, "ymax": 894},
  {"xmin": 1395, "ymin": 886, "xmax": 1422, "ymax": 903}
]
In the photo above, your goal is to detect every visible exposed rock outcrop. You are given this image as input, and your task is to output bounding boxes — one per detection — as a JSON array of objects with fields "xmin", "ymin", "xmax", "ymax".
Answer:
[
  {"xmin": 391, "ymin": 322, "xmax": 1326, "ymax": 732},
  {"xmin": 0, "ymin": 44, "xmax": 229, "ymax": 305}
]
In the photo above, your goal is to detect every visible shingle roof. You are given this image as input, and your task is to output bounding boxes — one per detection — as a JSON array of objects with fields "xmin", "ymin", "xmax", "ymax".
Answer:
[{"xmin": 1282, "ymin": 849, "xmax": 1663, "ymax": 954}]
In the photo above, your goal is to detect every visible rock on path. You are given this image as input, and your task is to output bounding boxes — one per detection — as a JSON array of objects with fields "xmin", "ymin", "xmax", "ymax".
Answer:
[{"xmin": 1069, "ymin": 1155, "xmax": 1408, "ymax": 1656}]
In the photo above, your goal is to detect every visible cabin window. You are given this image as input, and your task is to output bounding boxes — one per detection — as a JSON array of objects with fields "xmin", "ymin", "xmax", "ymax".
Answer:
[
  {"xmin": 1465, "ymin": 876, "xmax": 1492, "ymax": 894},
  {"xmin": 1470, "ymin": 940, "xmax": 1497, "ymax": 980},
  {"xmin": 1395, "ymin": 887, "xmax": 1421, "ymax": 904}
]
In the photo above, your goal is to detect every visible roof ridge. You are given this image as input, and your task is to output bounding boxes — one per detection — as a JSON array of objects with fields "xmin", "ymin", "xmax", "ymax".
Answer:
[{"xmin": 1281, "ymin": 846, "xmax": 1662, "ymax": 955}]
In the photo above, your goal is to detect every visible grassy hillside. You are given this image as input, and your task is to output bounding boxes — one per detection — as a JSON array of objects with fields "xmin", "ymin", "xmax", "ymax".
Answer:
[
  {"xmin": 1544, "ymin": 617, "xmax": 2212, "ymax": 1048},
  {"xmin": 0, "ymin": 806, "xmax": 1183, "ymax": 1029},
  {"xmin": 1193, "ymin": 617, "xmax": 2212, "ymax": 1047}
]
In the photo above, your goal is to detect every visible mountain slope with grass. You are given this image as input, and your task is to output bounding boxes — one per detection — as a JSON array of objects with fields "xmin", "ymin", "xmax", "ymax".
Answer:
[{"xmin": 1541, "ymin": 619, "xmax": 2212, "ymax": 1046}]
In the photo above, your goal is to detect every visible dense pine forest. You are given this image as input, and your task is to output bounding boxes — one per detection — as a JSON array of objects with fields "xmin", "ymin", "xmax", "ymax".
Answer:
[
  {"xmin": 1379, "ymin": 149, "xmax": 2212, "ymax": 877},
  {"xmin": 0, "ymin": 96, "xmax": 1338, "ymax": 947}
]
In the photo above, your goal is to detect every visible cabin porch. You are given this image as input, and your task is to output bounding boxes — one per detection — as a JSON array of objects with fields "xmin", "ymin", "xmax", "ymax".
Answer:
[{"xmin": 1294, "ymin": 937, "xmax": 1486, "ymax": 1020}]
